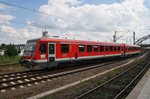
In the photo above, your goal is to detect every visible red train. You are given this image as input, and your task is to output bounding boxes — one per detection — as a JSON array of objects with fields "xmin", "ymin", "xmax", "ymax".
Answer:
[{"xmin": 20, "ymin": 37, "xmax": 141, "ymax": 69}]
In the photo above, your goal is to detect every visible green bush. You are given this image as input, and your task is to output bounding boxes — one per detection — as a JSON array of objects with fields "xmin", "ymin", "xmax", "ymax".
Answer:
[{"xmin": 5, "ymin": 44, "xmax": 18, "ymax": 57}]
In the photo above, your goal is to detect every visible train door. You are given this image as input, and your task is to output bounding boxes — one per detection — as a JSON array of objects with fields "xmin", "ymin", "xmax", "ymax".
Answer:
[{"xmin": 48, "ymin": 43, "xmax": 55, "ymax": 62}]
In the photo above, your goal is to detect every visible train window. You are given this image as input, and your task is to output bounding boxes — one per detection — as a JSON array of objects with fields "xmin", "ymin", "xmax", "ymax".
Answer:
[
  {"xmin": 49, "ymin": 44, "xmax": 54, "ymax": 54},
  {"xmin": 110, "ymin": 46, "xmax": 113, "ymax": 51},
  {"xmin": 87, "ymin": 45, "xmax": 92, "ymax": 52},
  {"xmin": 100, "ymin": 45, "xmax": 104, "ymax": 52},
  {"xmin": 79, "ymin": 45, "xmax": 85, "ymax": 52},
  {"xmin": 61, "ymin": 44, "xmax": 69, "ymax": 53},
  {"xmin": 105, "ymin": 46, "xmax": 109, "ymax": 51},
  {"xmin": 94, "ymin": 45, "xmax": 98, "ymax": 52},
  {"xmin": 114, "ymin": 46, "xmax": 117, "ymax": 51},
  {"xmin": 118, "ymin": 46, "xmax": 120, "ymax": 51},
  {"xmin": 40, "ymin": 44, "xmax": 46, "ymax": 54}
]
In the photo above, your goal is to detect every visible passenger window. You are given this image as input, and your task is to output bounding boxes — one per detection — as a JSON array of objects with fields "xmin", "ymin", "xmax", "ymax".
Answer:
[
  {"xmin": 49, "ymin": 44, "xmax": 54, "ymax": 54},
  {"xmin": 40, "ymin": 44, "xmax": 46, "ymax": 54},
  {"xmin": 110, "ymin": 46, "xmax": 113, "ymax": 51},
  {"xmin": 114, "ymin": 46, "xmax": 117, "ymax": 51},
  {"xmin": 79, "ymin": 45, "xmax": 85, "ymax": 52},
  {"xmin": 100, "ymin": 45, "xmax": 104, "ymax": 52},
  {"xmin": 105, "ymin": 46, "xmax": 109, "ymax": 52},
  {"xmin": 94, "ymin": 45, "xmax": 98, "ymax": 52},
  {"xmin": 118, "ymin": 46, "xmax": 120, "ymax": 51},
  {"xmin": 87, "ymin": 45, "xmax": 92, "ymax": 52},
  {"xmin": 61, "ymin": 44, "xmax": 69, "ymax": 53}
]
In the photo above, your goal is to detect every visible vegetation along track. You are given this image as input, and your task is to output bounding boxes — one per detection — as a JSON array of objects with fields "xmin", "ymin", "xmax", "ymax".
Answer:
[
  {"xmin": 75, "ymin": 52, "xmax": 150, "ymax": 99},
  {"xmin": 0, "ymin": 58, "xmax": 127, "ymax": 92}
]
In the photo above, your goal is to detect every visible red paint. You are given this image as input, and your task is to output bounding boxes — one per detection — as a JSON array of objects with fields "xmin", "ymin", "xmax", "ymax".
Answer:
[{"xmin": 22, "ymin": 38, "xmax": 141, "ymax": 61}]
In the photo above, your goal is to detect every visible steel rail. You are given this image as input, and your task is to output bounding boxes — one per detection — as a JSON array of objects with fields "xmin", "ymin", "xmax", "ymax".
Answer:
[
  {"xmin": 114, "ymin": 61, "xmax": 150, "ymax": 99},
  {"xmin": 0, "ymin": 60, "xmax": 120, "ymax": 91},
  {"xmin": 75, "ymin": 56, "xmax": 147, "ymax": 99}
]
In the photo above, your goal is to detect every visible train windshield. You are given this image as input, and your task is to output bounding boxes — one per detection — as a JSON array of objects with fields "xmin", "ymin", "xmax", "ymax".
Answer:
[{"xmin": 24, "ymin": 41, "xmax": 37, "ymax": 56}]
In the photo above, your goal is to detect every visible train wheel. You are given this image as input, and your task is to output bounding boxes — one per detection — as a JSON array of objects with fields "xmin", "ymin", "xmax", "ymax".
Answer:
[{"xmin": 24, "ymin": 62, "xmax": 34, "ymax": 70}]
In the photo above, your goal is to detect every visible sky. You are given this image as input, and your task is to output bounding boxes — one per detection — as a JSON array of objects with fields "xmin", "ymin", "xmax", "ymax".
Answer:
[{"xmin": 0, "ymin": 0, "xmax": 150, "ymax": 44}]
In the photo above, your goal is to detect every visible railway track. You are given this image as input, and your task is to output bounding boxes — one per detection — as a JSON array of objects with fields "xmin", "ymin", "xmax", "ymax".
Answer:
[
  {"xmin": 75, "ymin": 53, "xmax": 150, "ymax": 99},
  {"xmin": 0, "ymin": 59, "xmax": 126, "ymax": 92}
]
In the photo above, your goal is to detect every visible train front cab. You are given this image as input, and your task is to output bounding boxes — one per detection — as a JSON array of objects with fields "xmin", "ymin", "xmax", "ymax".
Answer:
[
  {"xmin": 20, "ymin": 39, "xmax": 38, "ymax": 69},
  {"xmin": 20, "ymin": 39, "xmax": 59, "ymax": 69}
]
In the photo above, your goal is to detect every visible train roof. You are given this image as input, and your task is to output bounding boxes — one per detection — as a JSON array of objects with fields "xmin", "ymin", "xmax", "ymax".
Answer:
[
  {"xmin": 27, "ymin": 37, "xmax": 140, "ymax": 47},
  {"xmin": 38, "ymin": 37, "xmax": 123, "ymax": 46}
]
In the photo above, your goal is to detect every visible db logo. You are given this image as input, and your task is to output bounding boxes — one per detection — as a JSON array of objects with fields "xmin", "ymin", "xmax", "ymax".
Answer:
[{"xmin": 63, "ymin": 54, "xmax": 67, "ymax": 57}]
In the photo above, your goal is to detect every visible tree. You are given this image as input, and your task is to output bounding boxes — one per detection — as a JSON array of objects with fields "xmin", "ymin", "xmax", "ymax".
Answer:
[
  {"xmin": 1, "ymin": 43, "xmax": 6, "ymax": 49},
  {"xmin": 5, "ymin": 44, "xmax": 18, "ymax": 57}
]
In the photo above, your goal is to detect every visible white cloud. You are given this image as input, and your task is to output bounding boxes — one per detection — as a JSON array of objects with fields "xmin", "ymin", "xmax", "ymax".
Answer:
[
  {"xmin": 0, "ymin": 3, "xmax": 10, "ymax": 10},
  {"xmin": 0, "ymin": 4, "xmax": 41, "ymax": 44},
  {"xmin": 0, "ymin": 3, "xmax": 15, "ymax": 25},
  {"xmin": 0, "ymin": 14, "xmax": 15, "ymax": 24},
  {"xmin": 0, "ymin": 0, "xmax": 150, "ymax": 44},
  {"xmin": 35, "ymin": 0, "xmax": 150, "ymax": 44},
  {"xmin": 0, "ymin": 24, "xmax": 42, "ymax": 44}
]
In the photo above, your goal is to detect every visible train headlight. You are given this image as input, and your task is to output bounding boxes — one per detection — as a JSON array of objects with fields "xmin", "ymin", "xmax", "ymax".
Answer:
[{"xmin": 30, "ymin": 58, "xmax": 33, "ymax": 61}]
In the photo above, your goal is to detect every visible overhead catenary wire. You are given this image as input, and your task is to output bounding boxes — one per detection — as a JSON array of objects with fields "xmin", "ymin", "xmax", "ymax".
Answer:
[
  {"xmin": 0, "ymin": 0, "xmax": 121, "ymax": 31},
  {"xmin": 0, "ymin": 1, "xmax": 77, "ymax": 23},
  {"xmin": 0, "ymin": 0, "xmax": 146, "ymax": 29},
  {"xmin": 1, "ymin": 0, "xmax": 148, "ymax": 37},
  {"xmin": 0, "ymin": 0, "xmax": 98, "ymax": 29},
  {"xmin": 116, "ymin": 0, "xmax": 143, "ymax": 27},
  {"xmin": 115, "ymin": 0, "xmax": 150, "ymax": 44}
]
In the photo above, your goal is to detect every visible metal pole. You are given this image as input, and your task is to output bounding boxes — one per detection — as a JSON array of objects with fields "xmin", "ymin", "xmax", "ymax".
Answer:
[
  {"xmin": 130, "ymin": 37, "xmax": 132, "ymax": 45},
  {"xmin": 133, "ymin": 31, "xmax": 135, "ymax": 45},
  {"xmin": 126, "ymin": 37, "xmax": 128, "ymax": 44},
  {"xmin": 113, "ymin": 31, "xmax": 117, "ymax": 42}
]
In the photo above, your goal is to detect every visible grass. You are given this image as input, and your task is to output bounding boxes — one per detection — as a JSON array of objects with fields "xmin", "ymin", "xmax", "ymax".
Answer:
[
  {"xmin": 0, "ymin": 64, "xmax": 23, "ymax": 74},
  {"xmin": 0, "ymin": 56, "xmax": 23, "ymax": 73},
  {"xmin": 0, "ymin": 55, "xmax": 21, "ymax": 65}
]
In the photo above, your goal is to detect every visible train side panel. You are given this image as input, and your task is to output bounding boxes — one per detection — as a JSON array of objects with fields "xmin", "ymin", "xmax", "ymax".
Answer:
[{"xmin": 20, "ymin": 38, "xmax": 142, "ymax": 69}]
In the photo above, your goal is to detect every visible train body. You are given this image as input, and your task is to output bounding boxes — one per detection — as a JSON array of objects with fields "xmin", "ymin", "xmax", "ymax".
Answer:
[{"xmin": 20, "ymin": 37, "xmax": 141, "ymax": 69}]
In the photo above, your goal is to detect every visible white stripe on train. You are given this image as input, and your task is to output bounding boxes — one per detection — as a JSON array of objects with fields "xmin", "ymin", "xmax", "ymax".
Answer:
[{"xmin": 33, "ymin": 51, "xmax": 140, "ymax": 63}]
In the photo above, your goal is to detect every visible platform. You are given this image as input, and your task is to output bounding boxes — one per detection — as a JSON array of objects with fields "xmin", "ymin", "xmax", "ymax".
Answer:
[{"xmin": 126, "ymin": 68, "xmax": 150, "ymax": 99}]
